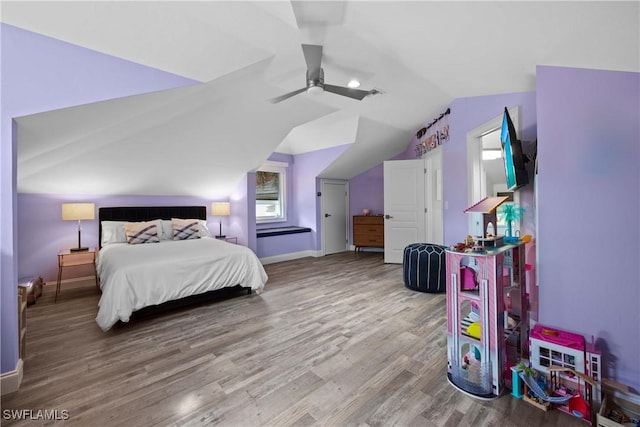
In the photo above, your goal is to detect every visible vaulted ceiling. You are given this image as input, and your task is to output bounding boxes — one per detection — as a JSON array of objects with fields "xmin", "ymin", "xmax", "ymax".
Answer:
[{"xmin": 3, "ymin": 1, "xmax": 638, "ymax": 197}]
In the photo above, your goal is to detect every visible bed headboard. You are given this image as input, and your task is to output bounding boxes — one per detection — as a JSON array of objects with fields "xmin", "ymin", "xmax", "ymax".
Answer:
[{"xmin": 98, "ymin": 206, "xmax": 206, "ymax": 248}]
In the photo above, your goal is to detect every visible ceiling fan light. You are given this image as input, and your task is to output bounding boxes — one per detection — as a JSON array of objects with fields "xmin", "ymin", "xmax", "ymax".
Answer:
[
  {"xmin": 307, "ymin": 85, "xmax": 324, "ymax": 96},
  {"xmin": 347, "ymin": 79, "xmax": 360, "ymax": 88}
]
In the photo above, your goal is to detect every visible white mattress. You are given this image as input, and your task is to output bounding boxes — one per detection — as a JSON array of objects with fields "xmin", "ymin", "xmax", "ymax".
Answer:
[{"xmin": 95, "ymin": 237, "xmax": 267, "ymax": 331}]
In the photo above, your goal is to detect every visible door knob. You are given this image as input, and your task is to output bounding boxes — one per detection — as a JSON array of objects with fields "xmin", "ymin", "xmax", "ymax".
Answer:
[
  {"xmin": 385, "ymin": 214, "xmax": 393, "ymax": 219},
  {"xmin": 324, "ymin": 213, "xmax": 332, "ymax": 217}
]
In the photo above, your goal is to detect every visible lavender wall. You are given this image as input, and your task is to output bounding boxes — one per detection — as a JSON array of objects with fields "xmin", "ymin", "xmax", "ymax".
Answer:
[
  {"xmin": 254, "ymin": 145, "xmax": 350, "ymax": 258},
  {"xmin": 1, "ymin": 23, "xmax": 198, "ymax": 374},
  {"xmin": 350, "ymin": 92, "xmax": 537, "ymax": 247},
  {"xmin": 231, "ymin": 174, "xmax": 253, "ymax": 250},
  {"xmin": 349, "ymin": 163, "xmax": 385, "ymax": 219},
  {"xmin": 17, "ymin": 194, "xmax": 233, "ymax": 282},
  {"xmin": 442, "ymin": 92, "xmax": 537, "ymax": 245},
  {"xmin": 537, "ymin": 66, "xmax": 640, "ymax": 390},
  {"xmin": 295, "ymin": 144, "xmax": 350, "ymax": 251}
]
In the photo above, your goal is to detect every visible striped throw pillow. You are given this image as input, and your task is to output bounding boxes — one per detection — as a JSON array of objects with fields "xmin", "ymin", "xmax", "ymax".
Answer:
[
  {"xmin": 124, "ymin": 221, "xmax": 160, "ymax": 245},
  {"xmin": 171, "ymin": 218, "xmax": 199, "ymax": 240}
]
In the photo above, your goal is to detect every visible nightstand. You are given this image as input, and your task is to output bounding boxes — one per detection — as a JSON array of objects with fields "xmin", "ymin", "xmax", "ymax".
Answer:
[
  {"xmin": 17, "ymin": 286, "xmax": 27, "ymax": 359},
  {"xmin": 215, "ymin": 236, "xmax": 238, "ymax": 244},
  {"xmin": 56, "ymin": 248, "xmax": 99, "ymax": 302}
]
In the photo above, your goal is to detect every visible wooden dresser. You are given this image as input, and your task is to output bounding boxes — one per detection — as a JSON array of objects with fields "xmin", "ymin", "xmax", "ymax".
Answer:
[{"xmin": 353, "ymin": 215, "xmax": 384, "ymax": 251}]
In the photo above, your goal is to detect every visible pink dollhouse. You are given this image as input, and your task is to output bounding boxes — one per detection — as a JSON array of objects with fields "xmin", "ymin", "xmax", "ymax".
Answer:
[
  {"xmin": 528, "ymin": 324, "xmax": 602, "ymax": 421},
  {"xmin": 446, "ymin": 242, "xmax": 529, "ymax": 399}
]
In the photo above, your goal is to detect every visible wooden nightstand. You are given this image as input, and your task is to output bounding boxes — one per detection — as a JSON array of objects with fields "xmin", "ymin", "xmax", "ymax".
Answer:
[
  {"xmin": 56, "ymin": 248, "xmax": 99, "ymax": 302},
  {"xmin": 215, "ymin": 236, "xmax": 238, "ymax": 244},
  {"xmin": 17, "ymin": 286, "xmax": 27, "ymax": 359}
]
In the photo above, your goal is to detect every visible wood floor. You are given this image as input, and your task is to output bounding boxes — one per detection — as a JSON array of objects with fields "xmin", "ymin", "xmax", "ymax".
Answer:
[{"xmin": 2, "ymin": 252, "xmax": 585, "ymax": 427}]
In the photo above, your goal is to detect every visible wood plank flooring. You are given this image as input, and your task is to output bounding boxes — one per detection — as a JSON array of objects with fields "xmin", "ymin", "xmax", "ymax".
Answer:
[{"xmin": 2, "ymin": 252, "xmax": 585, "ymax": 426}]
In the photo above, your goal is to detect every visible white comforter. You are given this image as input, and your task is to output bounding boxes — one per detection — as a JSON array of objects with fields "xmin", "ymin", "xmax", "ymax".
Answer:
[{"xmin": 95, "ymin": 237, "xmax": 267, "ymax": 331}]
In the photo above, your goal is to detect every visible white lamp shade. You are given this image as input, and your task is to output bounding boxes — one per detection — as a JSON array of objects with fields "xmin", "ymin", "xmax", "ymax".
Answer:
[
  {"xmin": 61, "ymin": 203, "xmax": 95, "ymax": 221},
  {"xmin": 211, "ymin": 202, "xmax": 231, "ymax": 216}
]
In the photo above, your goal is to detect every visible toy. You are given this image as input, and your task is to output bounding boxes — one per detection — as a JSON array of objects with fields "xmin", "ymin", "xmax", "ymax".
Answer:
[
  {"xmin": 466, "ymin": 322, "xmax": 481, "ymax": 339},
  {"xmin": 526, "ymin": 324, "xmax": 602, "ymax": 422},
  {"xmin": 461, "ymin": 266, "xmax": 479, "ymax": 290},
  {"xmin": 498, "ymin": 203, "xmax": 525, "ymax": 243},
  {"xmin": 446, "ymin": 242, "xmax": 529, "ymax": 399}
]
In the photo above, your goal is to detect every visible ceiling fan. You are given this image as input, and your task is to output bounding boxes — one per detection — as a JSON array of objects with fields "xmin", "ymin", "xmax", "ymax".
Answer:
[{"xmin": 270, "ymin": 44, "xmax": 379, "ymax": 104}]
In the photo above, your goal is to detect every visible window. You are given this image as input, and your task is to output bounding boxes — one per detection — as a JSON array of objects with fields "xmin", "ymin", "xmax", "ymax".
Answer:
[{"xmin": 256, "ymin": 161, "xmax": 287, "ymax": 223}]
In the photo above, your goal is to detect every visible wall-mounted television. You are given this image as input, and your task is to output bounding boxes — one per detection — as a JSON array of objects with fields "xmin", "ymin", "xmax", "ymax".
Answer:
[{"xmin": 500, "ymin": 107, "xmax": 529, "ymax": 191}]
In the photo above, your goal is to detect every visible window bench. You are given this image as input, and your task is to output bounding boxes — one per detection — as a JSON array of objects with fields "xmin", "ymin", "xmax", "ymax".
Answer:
[{"xmin": 256, "ymin": 226, "xmax": 312, "ymax": 238}]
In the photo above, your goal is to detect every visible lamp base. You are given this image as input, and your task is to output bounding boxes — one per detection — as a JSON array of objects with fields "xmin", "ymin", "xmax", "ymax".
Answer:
[
  {"xmin": 70, "ymin": 247, "xmax": 89, "ymax": 252},
  {"xmin": 215, "ymin": 235, "xmax": 226, "ymax": 239}
]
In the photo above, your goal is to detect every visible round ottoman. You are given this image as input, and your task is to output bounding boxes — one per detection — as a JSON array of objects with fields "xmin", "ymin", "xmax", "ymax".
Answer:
[{"xmin": 403, "ymin": 243, "xmax": 447, "ymax": 293}]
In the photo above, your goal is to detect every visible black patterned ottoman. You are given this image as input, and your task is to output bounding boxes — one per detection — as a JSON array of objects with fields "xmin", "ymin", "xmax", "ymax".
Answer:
[{"xmin": 402, "ymin": 243, "xmax": 447, "ymax": 293}]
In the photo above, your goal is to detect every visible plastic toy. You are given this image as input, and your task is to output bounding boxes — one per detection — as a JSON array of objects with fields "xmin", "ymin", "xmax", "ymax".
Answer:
[{"xmin": 466, "ymin": 322, "xmax": 481, "ymax": 339}]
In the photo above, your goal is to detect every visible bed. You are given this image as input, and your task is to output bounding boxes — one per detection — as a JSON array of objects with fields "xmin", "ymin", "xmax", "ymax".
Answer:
[{"xmin": 95, "ymin": 206, "xmax": 268, "ymax": 331}]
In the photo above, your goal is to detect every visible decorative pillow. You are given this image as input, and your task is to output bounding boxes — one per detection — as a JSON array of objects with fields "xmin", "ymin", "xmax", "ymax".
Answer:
[
  {"xmin": 171, "ymin": 218, "xmax": 200, "ymax": 240},
  {"xmin": 124, "ymin": 221, "xmax": 160, "ymax": 245},
  {"xmin": 101, "ymin": 221, "xmax": 128, "ymax": 246}
]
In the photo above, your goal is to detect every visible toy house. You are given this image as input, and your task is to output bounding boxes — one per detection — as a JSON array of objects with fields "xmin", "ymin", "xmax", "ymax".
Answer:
[
  {"xmin": 527, "ymin": 324, "xmax": 602, "ymax": 422},
  {"xmin": 464, "ymin": 196, "xmax": 509, "ymax": 247},
  {"xmin": 446, "ymin": 242, "xmax": 529, "ymax": 399}
]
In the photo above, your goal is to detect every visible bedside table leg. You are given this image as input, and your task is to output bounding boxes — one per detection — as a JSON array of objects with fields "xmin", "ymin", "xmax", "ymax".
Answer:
[{"xmin": 55, "ymin": 265, "xmax": 62, "ymax": 303}]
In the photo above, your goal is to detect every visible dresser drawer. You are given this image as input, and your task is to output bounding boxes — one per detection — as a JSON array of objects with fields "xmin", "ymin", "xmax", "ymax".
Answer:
[
  {"xmin": 354, "ymin": 224, "xmax": 383, "ymax": 234},
  {"xmin": 353, "ymin": 215, "xmax": 384, "ymax": 225},
  {"xmin": 353, "ymin": 233, "xmax": 384, "ymax": 247}
]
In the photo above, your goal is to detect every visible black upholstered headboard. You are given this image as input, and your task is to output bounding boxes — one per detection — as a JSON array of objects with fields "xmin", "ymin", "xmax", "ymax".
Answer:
[{"xmin": 98, "ymin": 206, "xmax": 206, "ymax": 248}]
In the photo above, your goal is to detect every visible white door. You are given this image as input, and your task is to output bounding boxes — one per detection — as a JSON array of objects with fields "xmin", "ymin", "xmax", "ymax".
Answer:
[
  {"xmin": 424, "ymin": 149, "xmax": 444, "ymax": 245},
  {"xmin": 383, "ymin": 159, "xmax": 425, "ymax": 263},
  {"xmin": 322, "ymin": 180, "xmax": 349, "ymax": 255}
]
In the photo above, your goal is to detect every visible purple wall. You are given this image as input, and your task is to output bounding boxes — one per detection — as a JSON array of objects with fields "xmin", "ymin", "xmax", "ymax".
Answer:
[
  {"xmin": 1, "ymin": 23, "xmax": 198, "ymax": 374},
  {"xmin": 442, "ymin": 92, "xmax": 537, "ymax": 245},
  {"xmin": 537, "ymin": 66, "xmax": 640, "ymax": 390},
  {"xmin": 349, "ymin": 163, "xmax": 385, "ymax": 219},
  {"xmin": 295, "ymin": 144, "xmax": 350, "ymax": 250},
  {"xmin": 17, "ymin": 194, "xmax": 233, "ymax": 282},
  {"xmin": 254, "ymin": 145, "xmax": 350, "ymax": 258},
  {"xmin": 350, "ymin": 92, "xmax": 537, "ymax": 247},
  {"xmin": 231, "ymin": 174, "xmax": 253, "ymax": 250}
]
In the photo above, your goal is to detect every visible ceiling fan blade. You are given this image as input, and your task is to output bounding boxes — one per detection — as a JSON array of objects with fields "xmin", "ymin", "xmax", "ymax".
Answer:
[
  {"xmin": 324, "ymin": 84, "xmax": 374, "ymax": 101},
  {"xmin": 301, "ymin": 44, "xmax": 323, "ymax": 80},
  {"xmin": 269, "ymin": 87, "xmax": 307, "ymax": 104}
]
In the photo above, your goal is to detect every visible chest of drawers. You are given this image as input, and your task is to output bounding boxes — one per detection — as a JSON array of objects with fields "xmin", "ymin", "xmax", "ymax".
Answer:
[{"xmin": 353, "ymin": 215, "xmax": 384, "ymax": 251}]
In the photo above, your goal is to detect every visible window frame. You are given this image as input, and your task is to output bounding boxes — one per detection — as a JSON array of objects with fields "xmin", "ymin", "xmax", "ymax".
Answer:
[{"xmin": 256, "ymin": 160, "xmax": 287, "ymax": 224}]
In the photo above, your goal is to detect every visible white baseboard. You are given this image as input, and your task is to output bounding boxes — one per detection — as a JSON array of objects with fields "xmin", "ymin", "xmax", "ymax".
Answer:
[
  {"xmin": 349, "ymin": 245, "xmax": 384, "ymax": 253},
  {"xmin": 1, "ymin": 358, "xmax": 23, "ymax": 395},
  {"xmin": 260, "ymin": 250, "xmax": 321, "ymax": 265}
]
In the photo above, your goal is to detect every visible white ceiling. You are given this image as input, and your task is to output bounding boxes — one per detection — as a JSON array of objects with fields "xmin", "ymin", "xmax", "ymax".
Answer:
[{"xmin": 3, "ymin": 1, "xmax": 638, "ymax": 197}]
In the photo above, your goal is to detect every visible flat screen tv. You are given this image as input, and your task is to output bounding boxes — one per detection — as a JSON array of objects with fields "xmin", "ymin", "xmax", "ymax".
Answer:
[{"xmin": 500, "ymin": 107, "xmax": 529, "ymax": 191}]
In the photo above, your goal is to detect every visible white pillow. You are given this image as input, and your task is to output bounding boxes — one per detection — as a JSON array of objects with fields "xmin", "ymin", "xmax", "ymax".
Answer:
[
  {"xmin": 159, "ymin": 220, "xmax": 174, "ymax": 241},
  {"xmin": 198, "ymin": 220, "xmax": 213, "ymax": 238},
  {"xmin": 101, "ymin": 221, "xmax": 128, "ymax": 247}
]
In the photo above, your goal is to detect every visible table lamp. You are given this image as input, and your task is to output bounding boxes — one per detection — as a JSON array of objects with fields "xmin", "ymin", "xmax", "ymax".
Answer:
[
  {"xmin": 62, "ymin": 202, "xmax": 95, "ymax": 252},
  {"xmin": 211, "ymin": 202, "xmax": 230, "ymax": 238}
]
